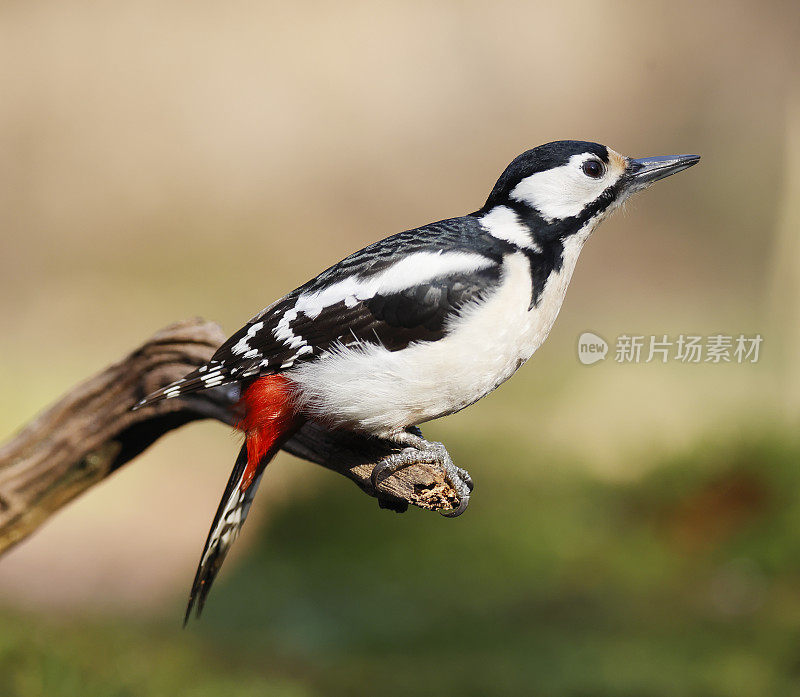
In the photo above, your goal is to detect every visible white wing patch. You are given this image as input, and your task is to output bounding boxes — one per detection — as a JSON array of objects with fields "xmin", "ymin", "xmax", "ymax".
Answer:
[
  {"xmin": 301, "ymin": 251, "xmax": 493, "ymax": 316},
  {"xmin": 272, "ymin": 250, "xmax": 494, "ymax": 346}
]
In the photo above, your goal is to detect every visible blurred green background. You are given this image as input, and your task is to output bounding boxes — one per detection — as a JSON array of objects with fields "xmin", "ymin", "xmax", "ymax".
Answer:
[{"xmin": 1, "ymin": 1, "xmax": 800, "ymax": 695}]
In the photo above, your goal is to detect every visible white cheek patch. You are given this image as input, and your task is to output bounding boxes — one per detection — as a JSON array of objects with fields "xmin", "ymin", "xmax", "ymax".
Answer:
[{"xmin": 510, "ymin": 153, "xmax": 620, "ymax": 222}]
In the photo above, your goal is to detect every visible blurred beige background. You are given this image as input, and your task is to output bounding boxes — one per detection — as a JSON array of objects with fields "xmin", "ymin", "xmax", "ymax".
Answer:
[{"xmin": 0, "ymin": 1, "xmax": 798, "ymax": 612}]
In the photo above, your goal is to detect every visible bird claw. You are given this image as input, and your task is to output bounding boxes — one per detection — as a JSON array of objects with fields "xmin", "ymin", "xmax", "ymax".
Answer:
[
  {"xmin": 369, "ymin": 437, "xmax": 473, "ymax": 517},
  {"xmin": 369, "ymin": 446, "xmax": 420, "ymax": 489},
  {"xmin": 437, "ymin": 455, "xmax": 472, "ymax": 518}
]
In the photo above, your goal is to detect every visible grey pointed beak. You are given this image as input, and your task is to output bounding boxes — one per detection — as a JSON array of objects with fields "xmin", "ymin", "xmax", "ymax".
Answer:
[{"xmin": 628, "ymin": 153, "xmax": 700, "ymax": 188}]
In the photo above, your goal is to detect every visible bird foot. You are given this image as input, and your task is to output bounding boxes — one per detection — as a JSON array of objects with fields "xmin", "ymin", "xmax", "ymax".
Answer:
[{"xmin": 370, "ymin": 435, "xmax": 473, "ymax": 517}]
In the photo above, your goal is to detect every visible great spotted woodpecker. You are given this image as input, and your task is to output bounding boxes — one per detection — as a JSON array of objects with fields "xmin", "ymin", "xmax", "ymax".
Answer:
[{"xmin": 134, "ymin": 140, "xmax": 699, "ymax": 621}]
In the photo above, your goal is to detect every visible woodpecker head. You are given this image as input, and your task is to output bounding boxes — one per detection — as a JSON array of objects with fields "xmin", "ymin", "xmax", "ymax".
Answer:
[{"xmin": 480, "ymin": 140, "xmax": 700, "ymax": 245}]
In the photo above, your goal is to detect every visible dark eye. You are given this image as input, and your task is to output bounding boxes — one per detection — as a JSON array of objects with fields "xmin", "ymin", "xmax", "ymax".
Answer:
[{"xmin": 581, "ymin": 160, "xmax": 604, "ymax": 178}]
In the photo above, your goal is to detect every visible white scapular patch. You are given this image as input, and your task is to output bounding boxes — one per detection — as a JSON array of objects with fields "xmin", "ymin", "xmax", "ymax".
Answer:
[
  {"xmin": 273, "ymin": 251, "xmax": 494, "ymax": 347},
  {"xmin": 479, "ymin": 205, "xmax": 541, "ymax": 252},
  {"xmin": 288, "ymin": 240, "xmax": 592, "ymax": 437},
  {"xmin": 511, "ymin": 153, "xmax": 623, "ymax": 222}
]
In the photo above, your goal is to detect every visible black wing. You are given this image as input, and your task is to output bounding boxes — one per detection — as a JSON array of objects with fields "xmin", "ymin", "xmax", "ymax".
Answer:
[
  {"xmin": 272, "ymin": 263, "xmax": 502, "ymax": 355},
  {"xmin": 135, "ymin": 216, "xmax": 511, "ymax": 408}
]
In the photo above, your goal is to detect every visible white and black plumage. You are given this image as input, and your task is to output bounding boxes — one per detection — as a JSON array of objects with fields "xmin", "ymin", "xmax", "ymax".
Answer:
[{"xmin": 134, "ymin": 140, "xmax": 699, "ymax": 621}]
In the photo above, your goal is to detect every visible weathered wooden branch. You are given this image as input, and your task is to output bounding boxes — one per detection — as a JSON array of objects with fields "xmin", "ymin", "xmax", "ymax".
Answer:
[{"xmin": 0, "ymin": 319, "xmax": 466, "ymax": 556}]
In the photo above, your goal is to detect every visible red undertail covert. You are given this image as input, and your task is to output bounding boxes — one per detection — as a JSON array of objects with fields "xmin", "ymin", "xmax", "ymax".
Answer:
[{"xmin": 237, "ymin": 375, "xmax": 298, "ymax": 492}]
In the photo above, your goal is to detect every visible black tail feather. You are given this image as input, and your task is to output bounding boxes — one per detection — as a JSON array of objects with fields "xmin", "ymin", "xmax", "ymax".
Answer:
[
  {"xmin": 133, "ymin": 369, "xmax": 210, "ymax": 411},
  {"xmin": 183, "ymin": 444, "xmax": 270, "ymax": 625}
]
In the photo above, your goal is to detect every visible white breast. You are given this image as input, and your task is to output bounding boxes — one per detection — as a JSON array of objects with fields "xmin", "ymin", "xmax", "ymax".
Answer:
[{"xmin": 288, "ymin": 238, "xmax": 589, "ymax": 437}]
